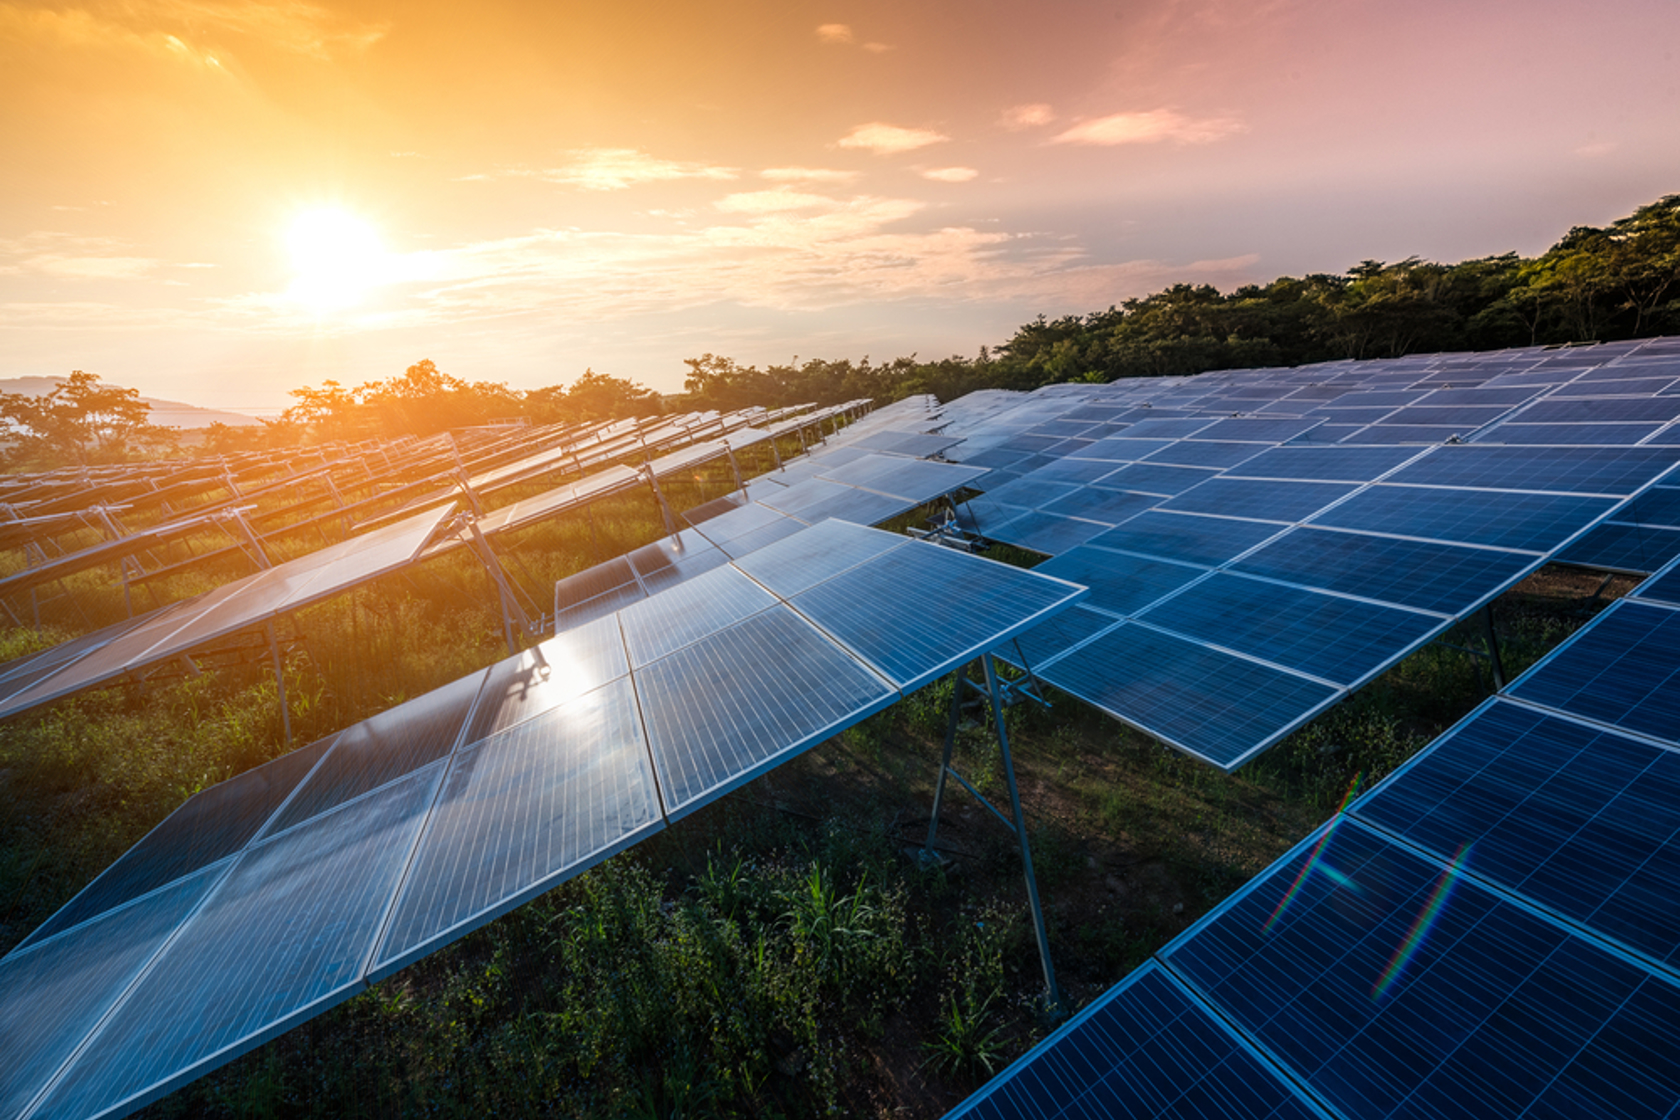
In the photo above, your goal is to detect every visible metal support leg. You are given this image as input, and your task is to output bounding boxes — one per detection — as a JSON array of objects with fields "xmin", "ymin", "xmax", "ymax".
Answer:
[
  {"xmin": 645, "ymin": 469, "xmax": 678, "ymax": 537},
  {"xmin": 464, "ymin": 519, "xmax": 532, "ymax": 655},
  {"xmin": 265, "ymin": 621, "xmax": 291, "ymax": 747},
  {"xmin": 725, "ymin": 446, "xmax": 746, "ymax": 494},
  {"xmin": 983, "ymin": 656, "xmax": 1062, "ymax": 1016},
  {"xmin": 923, "ymin": 663, "xmax": 968, "ymax": 857},
  {"xmin": 1481, "ymin": 603, "xmax": 1506, "ymax": 690}
]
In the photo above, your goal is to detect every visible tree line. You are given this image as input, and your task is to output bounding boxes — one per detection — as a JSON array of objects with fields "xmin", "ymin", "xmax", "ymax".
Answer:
[{"xmin": 3, "ymin": 193, "xmax": 1675, "ymax": 468}]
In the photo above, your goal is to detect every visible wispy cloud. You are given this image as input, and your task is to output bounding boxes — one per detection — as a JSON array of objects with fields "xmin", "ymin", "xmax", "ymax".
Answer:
[
  {"xmin": 714, "ymin": 189, "xmax": 840, "ymax": 214},
  {"xmin": 1051, "ymin": 109, "xmax": 1243, "ymax": 146},
  {"xmin": 921, "ymin": 167, "xmax": 978, "ymax": 182},
  {"xmin": 539, "ymin": 149, "xmax": 739, "ymax": 191},
  {"xmin": 815, "ymin": 23, "xmax": 890, "ymax": 51},
  {"xmin": 1000, "ymin": 103, "xmax": 1055, "ymax": 130},
  {"xmin": 0, "ymin": 232, "xmax": 158, "ymax": 279},
  {"xmin": 1, "ymin": 0, "xmax": 386, "ymax": 63},
  {"xmin": 761, "ymin": 166, "xmax": 859, "ymax": 183},
  {"xmin": 836, "ymin": 123, "xmax": 948, "ymax": 155}
]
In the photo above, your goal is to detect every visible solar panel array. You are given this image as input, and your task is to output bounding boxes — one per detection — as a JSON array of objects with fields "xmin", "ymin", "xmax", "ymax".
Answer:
[
  {"xmin": 553, "ymin": 446, "xmax": 985, "ymax": 630},
  {"xmin": 950, "ymin": 537, "xmax": 1680, "ymax": 1120},
  {"xmin": 0, "ymin": 519, "xmax": 1085, "ymax": 1120},
  {"xmin": 902, "ymin": 340, "xmax": 1680, "ymax": 770},
  {"xmin": 0, "ymin": 506, "xmax": 458, "ymax": 720}
]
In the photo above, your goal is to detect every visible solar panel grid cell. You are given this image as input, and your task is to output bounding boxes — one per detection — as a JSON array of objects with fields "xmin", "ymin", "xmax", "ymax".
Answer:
[
  {"xmin": 1159, "ymin": 479, "xmax": 1358, "ymax": 523},
  {"xmin": 1088, "ymin": 512, "xmax": 1286, "ymax": 569},
  {"xmin": 1355, "ymin": 699, "xmax": 1680, "ymax": 970},
  {"xmin": 1310, "ymin": 485, "xmax": 1617, "ymax": 552},
  {"xmin": 1508, "ymin": 599, "xmax": 1680, "ymax": 743}
]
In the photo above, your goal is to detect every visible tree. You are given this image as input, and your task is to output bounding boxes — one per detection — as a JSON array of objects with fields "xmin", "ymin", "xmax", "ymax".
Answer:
[{"xmin": 0, "ymin": 370, "xmax": 176, "ymax": 466}]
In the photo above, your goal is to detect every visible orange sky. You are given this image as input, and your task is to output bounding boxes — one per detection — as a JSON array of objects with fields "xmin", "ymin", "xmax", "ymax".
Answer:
[{"xmin": 2, "ymin": 0, "xmax": 1678, "ymax": 410}]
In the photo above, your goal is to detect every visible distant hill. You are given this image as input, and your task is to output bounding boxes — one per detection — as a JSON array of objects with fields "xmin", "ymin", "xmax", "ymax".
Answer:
[{"xmin": 0, "ymin": 377, "xmax": 263, "ymax": 429}]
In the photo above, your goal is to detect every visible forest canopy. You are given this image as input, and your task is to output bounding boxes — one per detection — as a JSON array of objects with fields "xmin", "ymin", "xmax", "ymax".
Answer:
[{"xmin": 7, "ymin": 192, "xmax": 1677, "ymax": 466}]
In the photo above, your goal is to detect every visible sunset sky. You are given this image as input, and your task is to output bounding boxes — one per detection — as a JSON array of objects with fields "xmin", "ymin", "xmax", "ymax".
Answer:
[{"xmin": 2, "ymin": 0, "xmax": 1677, "ymax": 412}]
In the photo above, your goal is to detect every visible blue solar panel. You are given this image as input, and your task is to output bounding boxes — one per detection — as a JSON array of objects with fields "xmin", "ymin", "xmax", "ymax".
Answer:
[
  {"xmin": 1637, "ymin": 559, "xmax": 1680, "ymax": 605},
  {"xmin": 1074, "ymin": 437, "xmax": 1175, "ymax": 462},
  {"xmin": 994, "ymin": 605, "xmax": 1120, "ymax": 671},
  {"xmin": 1338, "ymin": 424, "xmax": 1461, "ymax": 444},
  {"xmin": 372, "ymin": 677, "xmax": 661, "ymax": 978},
  {"xmin": 1225, "ymin": 445, "xmax": 1421, "ymax": 482},
  {"xmin": 978, "ymin": 476, "xmax": 1084, "ymax": 511},
  {"xmin": 1159, "ymin": 479, "xmax": 1357, "ymax": 523},
  {"xmin": 1311, "ymin": 484, "xmax": 1617, "ymax": 552},
  {"xmin": 1035, "ymin": 547, "xmax": 1206, "ymax": 618},
  {"xmin": 1355, "ymin": 699, "xmax": 1680, "ymax": 969},
  {"xmin": 618, "ymin": 564, "xmax": 778, "ymax": 668},
  {"xmin": 0, "ymin": 863, "xmax": 226, "ymax": 1120},
  {"xmin": 1479, "ymin": 422, "xmax": 1666, "ymax": 446},
  {"xmin": 1114, "ymin": 417, "xmax": 1220, "ymax": 440},
  {"xmin": 1554, "ymin": 520, "xmax": 1680, "ymax": 574},
  {"xmin": 1145, "ymin": 440, "xmax": 1268, "ymax": 469},
  {"xmin": 635, "ymin": 606, "xmax": 898, "ymax": 819},
  {"xmin": 1088, "ymin": 462, "xmax": 1220, "ymax": 496},
  {"xmin": 1165, "ymin": 816, "xmax": 1680, "ymax": 1120},
  {"xmin": 1039, "ymin": 623, "xmax": 1340, "ymax": 770},
  {"xmin": 1508, "ymin": 599, "xmax": 1680, "ymax": 743},
  {"xmin": 1088, "ymin": 512, "xmax": 1285, "ymax": 568},
  {"xmin": 1040, "ymin": 486, "xmax": 1158, "ymax": 526},
  {"xmin": 788, "ymin": 540, "xmax": 1085, "ymax": 691},
  {"xmin": 1518, "ymin": 396, "xmax": 1680, "ymax": 424},
  {"xmin": 465, "ymin": 616, "xmax": 630, "ymax": 743},
  {"xmin": 1421, "ymin": 387, "xmax": 1542, "ymax": 406},
  {"xmin": 946, "ymin": 962, "xmax": 1331, "ymax": 1120},
  {"xmin": 34, "ymin": 767, "xmax": 444, "ymax": 1120},
  {"xmin": 1139, "ymin": 573, "xmax": 1442, "ymax": 686},
  {"xmin": 15, "ymin": 734, "xmax": 336, "ymax": 951},
  {"xmin": 987, "ymin": 510, "xmax": 1110, "ymax": 556},
  {"xmin": 1387, "ymin": 445, "xmax": 1680, "ymax": 495},
  {"xmin": 1379, "ymin": 405, "xmax": 1513, "ymax": 427},
  {"xmin": 1232, "ymin": 527, "xmax": 1534, "ymax": 616},
  {"xmin": 730, "ymin": 517, "xmax": 907, "ymax": 598},
  {"xmin": 1027, "ymin": 457, "xmax": 1129, "ymax": 486},
  {"xmin": 264, "ymin": 671, "xmax": 481, "ymax": 837},
  {"xmin": 1192, "ymin": 417, "xmax": 1324, "ymax": 443}
]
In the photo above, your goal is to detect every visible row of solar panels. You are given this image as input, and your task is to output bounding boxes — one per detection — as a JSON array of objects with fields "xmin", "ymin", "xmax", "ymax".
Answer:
[
  {"xmin": 949, "ymin": 551, "xmax": 1680, "ymax": 1119},
  {"xmin": 0, "ymin": 520, "xmax": 1086, "ymax": 1120}
]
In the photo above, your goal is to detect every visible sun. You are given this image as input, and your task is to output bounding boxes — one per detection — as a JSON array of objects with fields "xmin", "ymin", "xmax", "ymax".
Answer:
[{"xmin": 285, "ymin": 207, "xmax": 388, "ymax": 312}]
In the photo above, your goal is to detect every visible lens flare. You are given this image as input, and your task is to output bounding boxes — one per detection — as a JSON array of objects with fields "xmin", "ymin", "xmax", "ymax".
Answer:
[
  {"xmin": 1371, "ymin": 843, "xmax": 1474, "ymax": 1001},
  {"xmin": 1263, "ymin": 772, "xmax": 1366, "ymax": 934}
]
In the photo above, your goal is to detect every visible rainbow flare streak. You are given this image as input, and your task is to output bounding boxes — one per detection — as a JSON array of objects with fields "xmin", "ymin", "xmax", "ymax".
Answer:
[
  {"xmin": 1263, "ymin": 773, "xmax": 1365, "ymax": 934},
  {"xmin": 1371, "ymin": 843, "xmax": 1474, "ymax": 1001}
]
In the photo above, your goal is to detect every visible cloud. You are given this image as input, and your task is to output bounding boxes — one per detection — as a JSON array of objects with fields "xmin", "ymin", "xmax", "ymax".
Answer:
[
  {"xmin": 541, "ymin": 149, "xmax": 739, "ymax": 191},
  {"xmin": 860, "ymin": 41, "xmax": 891, "ymax": 53},
  {"xmin": 714, "ymin": 189, "xmax": 840, "ymax": 214},
  {"xmin": 1051, "ymin": 109, "xmax": 1243, "ymax": 146},
  {"xmin": 921, "ymin": 167, "xmax": 978, "ymax": 183},
  {"xmin": 1000, "ymin": 103, "xmax": 1055, "ymax": 130},
  {"xmin": 761, "ymin": 167, "xmax": 860, "ymax": 183},
  {"xmin": 836, "ymin": 123, "xmax": 948, "ymax": 155},
  {"xmin": 0, "ymin": 232, "xmax": 158, "ymax": 279},
  {"xmin": 1574, "ymin": 140, "xmax": 1617, "ymax": 158},
  {"xmin": 1, "ymin": 0, "xmax": 386, "ymax": 63},
  {"xmin": 816, "ymin": 23, "xmax": 853, "ymax": 44}
]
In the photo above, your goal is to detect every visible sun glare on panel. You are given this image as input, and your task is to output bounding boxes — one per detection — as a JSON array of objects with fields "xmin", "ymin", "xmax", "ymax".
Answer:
[{"xmin": 285, "ymin": 208, "xmax": 389, "ymax": 312}]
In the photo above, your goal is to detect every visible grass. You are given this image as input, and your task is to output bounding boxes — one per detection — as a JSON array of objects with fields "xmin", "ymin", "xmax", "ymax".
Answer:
[{"xmin": 0, "ymin": 440, "xmax": 1639, "ymax": 1117}]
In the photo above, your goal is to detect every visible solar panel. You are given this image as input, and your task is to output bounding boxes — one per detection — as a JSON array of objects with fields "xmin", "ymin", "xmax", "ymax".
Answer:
[
  {"xmin": 1158, "ymin": 479, "xmax": 1357, "ymax": 523},
  {"xmin": 1554, "ymin": 520, "xmax": 1680, "ymax": 574},
  {"xmin": 1384, "ymin": 445, "xmax": 1680, "ymax": 495},
  {"xmin": 1036, "ymin": 623, "xmax": 1341, "ymax": 770},
  {"xmin": 787, "ymin": 538, "xmax": 1086, "ymax": 692},
  {"xmin": 15, "ymin": 734, "xmax": 338, "ymax": 951},
  {"xmin": 1162, "ymin": 817, "xmax": 1680, "ymax": 1120},
  {"xmin": 946, "ymin": 962, "xmax": 1332, "ymax": 1120},
  {"xmin": 617, "ymin": 564, "xmax": 778, "ymax": 668},
  {"xmin": 636, "ymin": 605, "xmax": 898, "ymax": 818},
  {"xmin": 1231, "ymin": 527, "xmax": 1534, "ymax": 616},
  {"xmin": 1355, "ymin": 698, "xmax": 1680, "ymax": 969},
  {"xmin": 0, "ymin": 864, "xmax": 227, "ymax": 1120},
  {"xmin": 32, "ymin": 768, "xmax": 443, "ymax": 1120},
  {"xmin": 1223, "ymin": 445, "xmax": 1421, "ymax": 482},
  {"xmin": 371, "ymin": 677, "xmax": 660, "ymax": 977},
  {"xmin": 1087, "ymin": 462, "xmax": 1220, "ymax": 495},
  {"xmin": 1309, "ymin": 484, "xmax": 1617, "ymax": 552},
  {"xmin": 731, "ymin": 516, "xmax": 909, "ymax": 598},
  {"xmin": 1507, "ymin": 598, "xmax": 1680, "ymax": 744},
  {"xmin": 1088, "ymin": 512, "xmax": 1285, "ymax": 568},
  {"xmin": 1136, "ymin": 573, "xmax": 1441, "ymax": 687},
  {"xmin": 1033, "ymin": 547, "xmax": 1206, "ymax": 618}
]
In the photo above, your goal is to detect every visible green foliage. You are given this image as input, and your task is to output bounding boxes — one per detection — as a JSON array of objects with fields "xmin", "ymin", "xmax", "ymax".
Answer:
[{"xmin": 0, "ymin": 370, "xmax": 178, "ymax": 467}]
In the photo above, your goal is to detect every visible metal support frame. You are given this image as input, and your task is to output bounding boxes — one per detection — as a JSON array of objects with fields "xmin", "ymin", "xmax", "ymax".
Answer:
[
  {"xmin": 264, "ymin": 621, "xmax": 291, "ymax": 747},
  {"xmin": 225, "ymin": 508, "xmax": 272, "ymax": 570},
  {"xmin": 924, "ymin": 657, "xmax": 1064, "ymax": 1017},
  {"xmin": 1481, "ymin": 603, "xmax": 1507, "ymax": 690},
  {"xmin": 643, "ymin": 466, "xmax": 678, "ymax": 537},
  {"xmin": 460, "ymin": 516, "xmax": 535, "ymax": 655},
  {"xmin": 724, "ymin": 446, "xmax": 746, "ymax": 494}
]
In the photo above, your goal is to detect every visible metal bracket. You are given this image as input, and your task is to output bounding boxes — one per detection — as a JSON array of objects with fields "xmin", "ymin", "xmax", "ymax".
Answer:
[{"xmin": 924, "ymin": 657, "xmax": 1064, "ymax": 1018}]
